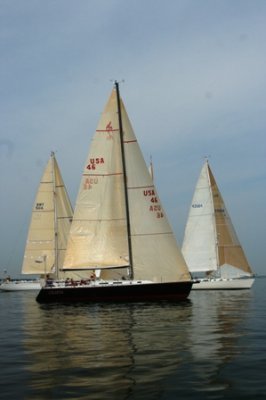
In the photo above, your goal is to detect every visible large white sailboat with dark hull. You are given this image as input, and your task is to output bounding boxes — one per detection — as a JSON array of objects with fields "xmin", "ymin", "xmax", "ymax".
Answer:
[
  {"xmin": 36, "ymin": 82, "xmax": 192, "ymax": 303},
  {"xmin": 182, "ymin": 160, "xmax": 255, "ymax": 290}
]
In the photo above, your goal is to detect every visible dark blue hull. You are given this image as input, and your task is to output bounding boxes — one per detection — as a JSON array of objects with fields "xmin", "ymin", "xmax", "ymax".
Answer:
[{"xmin": 36, "ymin": 281, "xmax": 193, "ymax": 303}]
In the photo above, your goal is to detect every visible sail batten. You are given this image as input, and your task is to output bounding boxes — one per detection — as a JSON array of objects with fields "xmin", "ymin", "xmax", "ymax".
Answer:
[
  {"xmin": 83, "ymin": 172, "xmax": 123, "ymax": 177},
  {"xmin": 131, "ymin": 232, "xmax": 174, "ymax": 237},
  {"xmin": 63, "ymin": 265, "xmax": 129, "ymax": 271},
  {"xmin": 128, "ymin": 185, "xmax": 154, "ymax": 190}
]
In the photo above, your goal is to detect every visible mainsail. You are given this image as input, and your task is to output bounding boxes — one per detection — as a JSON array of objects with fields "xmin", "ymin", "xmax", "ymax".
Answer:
[
  {"xmin": 182, "ymin": 160, "xmax": 253, "ymax": 278},
  {"xmin": 63, "ymin": 85, "xmax": 190, "ymax": 283},
  {"xmin": 21, "ymin": 152, "xmax": 73, "ymax": 277}
]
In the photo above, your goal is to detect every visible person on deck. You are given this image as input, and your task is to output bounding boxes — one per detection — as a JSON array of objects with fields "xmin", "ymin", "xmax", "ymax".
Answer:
[{"xmin": 90, "ymin": 271, "xmax": 96, "ymax": 281}]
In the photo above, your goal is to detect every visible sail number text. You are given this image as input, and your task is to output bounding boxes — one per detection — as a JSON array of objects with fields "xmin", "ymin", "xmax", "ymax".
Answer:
[
  {"xmin": 86, "ymin": 157, "xmax": 105, "ymax": 170},
  {"xmin": 35, "ymin": 203, "xmax": 44, "ymax": 210},
  {"xmin": 83, "ymin": 177, "xmax": 99, "ymax": 190},
  {"xmin": 144, "ymin": 189, "xmax": 164, "ymax": 218}
]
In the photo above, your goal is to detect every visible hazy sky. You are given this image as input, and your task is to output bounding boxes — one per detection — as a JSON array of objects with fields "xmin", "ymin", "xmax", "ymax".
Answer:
[{"xmin": 1, "ymin": 0, "xmax": 265, "ymax": 278}]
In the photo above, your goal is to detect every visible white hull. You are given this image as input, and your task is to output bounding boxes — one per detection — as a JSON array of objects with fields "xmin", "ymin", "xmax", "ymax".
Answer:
[
  {"xmin": 0, "ymin": 280, "xmax": 41, "ymax": 291},
  {"xmin": 192, "ymin": 277, "xmax": 255, "ymax": 290}
]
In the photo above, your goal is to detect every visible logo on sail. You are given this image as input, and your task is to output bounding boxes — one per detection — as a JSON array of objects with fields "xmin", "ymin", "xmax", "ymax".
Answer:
[
  {"xmin": 106, "ymin": 121, "xmax": 113, "ymax": 131},
  {"xmin": 106, "ymin": 121, "xmax": 114, "ymax": 140}
]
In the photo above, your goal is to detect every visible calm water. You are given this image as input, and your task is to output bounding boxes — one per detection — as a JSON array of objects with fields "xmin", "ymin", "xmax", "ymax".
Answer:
[{"xmin": 0, "ymin": 279, "xmax": 265, "ymax": 400}]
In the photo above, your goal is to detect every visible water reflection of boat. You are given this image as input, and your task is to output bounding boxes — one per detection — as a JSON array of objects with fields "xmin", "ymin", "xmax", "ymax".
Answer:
[
  {"xmin": 188, "ymin": 289, "xmax": 251, "ymax": 391},
  {"xmin": 19, "ymin": 283, "xmax": 253, "ymax": 398},
  {"xmin": 22, "ymin": 299, "xmax": 192, "ymax": 398}
]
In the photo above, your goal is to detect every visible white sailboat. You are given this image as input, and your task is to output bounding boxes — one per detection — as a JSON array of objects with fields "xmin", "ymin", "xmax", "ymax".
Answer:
[
  {"xmin": 1, "ymin": 152, "xmax": 76, "ymax": 291},
  {"xmin": 0, "ymin": 277, "xmax": 41, "ymax": 291},
  {"xmin": 182, "ymin": 160, "xmax": 255, "ymax": 289},
  {"xmin": 36, "ymin": 82, "xmax": 192, "ymax": 303}
]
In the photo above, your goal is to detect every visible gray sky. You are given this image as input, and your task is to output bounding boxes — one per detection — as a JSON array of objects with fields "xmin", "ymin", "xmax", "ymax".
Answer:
[{"xmin": 1, "ymin": 0, "xmax": 265, "ymax": 277}]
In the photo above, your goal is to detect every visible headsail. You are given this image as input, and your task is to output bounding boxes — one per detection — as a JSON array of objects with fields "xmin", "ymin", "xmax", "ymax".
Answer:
[
  {"xmin": 208, "ymin": 164, "xmax": 253, "ymax": 276},
  {"xmin": 63, "ymin": 84, "xmax": 190, "ymax": 283},
  {"xmin": 21, "ymin": 152, "xmax": 73, "ymax": 276},
  {"xmin": 182, "ymin": 160, "xmax": 253, "ymax": 277}
]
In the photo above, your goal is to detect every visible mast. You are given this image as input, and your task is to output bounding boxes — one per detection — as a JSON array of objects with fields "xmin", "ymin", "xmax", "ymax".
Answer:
[
  {"xmin": 51, "ymin": 151, "xmax": 59, "ymax": 279},
  {"xmin": 206, "ymin": 160, "xmax": 220, "ymax": 275},
  {"xmin": 114, "ymin": 81, "xmax": 134, "ymax": 279}
]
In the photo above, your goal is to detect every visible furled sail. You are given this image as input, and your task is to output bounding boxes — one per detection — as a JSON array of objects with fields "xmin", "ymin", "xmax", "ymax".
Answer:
[
  {"xmin": 21, "ymin": 152, "xmax": 73, "ymax": 276},
  {"xmin": 64, "ymin": 87, "xmax": 190, "ymax": 283}
]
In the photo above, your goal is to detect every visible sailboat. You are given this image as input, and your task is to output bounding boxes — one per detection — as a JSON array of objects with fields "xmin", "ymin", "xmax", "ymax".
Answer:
[
  {"xmin": 0, "ymin": 276, "xmax": 41, "ymax": 291},
  {"xmin": 1, "ymin": 152, "xmax": 75, "ymax": 291},
  {"xmin": 36, "ymin": 82, "xmax": 193, "ymax": 303},
  {"xmin": 182, "ymin": 159, "xmax": 255, "ymax": 289}
]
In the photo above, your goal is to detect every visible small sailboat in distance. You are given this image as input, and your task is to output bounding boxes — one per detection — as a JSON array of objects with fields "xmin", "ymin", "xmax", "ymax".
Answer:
[
  {"xmin": 0, "ymin": 276, "xmax": 40, "ymax": 291},
  {"xmin": 36, "ymin": 82, "xmax": 192, "ymax": 303},
  {"xmin": 182, "ymin": 159, "xmax": 255, "ymax": 289},
  {"xmin": 1, "ymin": 152, "xmax": 76, "ymax": 291}
]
